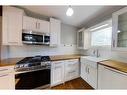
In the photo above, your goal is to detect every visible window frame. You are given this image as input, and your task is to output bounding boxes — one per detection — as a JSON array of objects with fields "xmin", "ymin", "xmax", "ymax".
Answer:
[{"xmin": 89, "ymin": 19, "xmax": 112, "ymax": 48}]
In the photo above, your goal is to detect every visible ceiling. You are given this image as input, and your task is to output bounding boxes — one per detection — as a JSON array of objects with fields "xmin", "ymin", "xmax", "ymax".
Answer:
[{"xmin": 22, "ymin": 6, "xmax": 124, "ymax": 28}]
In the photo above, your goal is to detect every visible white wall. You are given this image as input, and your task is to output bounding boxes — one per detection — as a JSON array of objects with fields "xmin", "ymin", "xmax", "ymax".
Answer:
[
  {"xmin": 1, "ymin": 23, "xmax": 79, "ymax": 59},
  {"xmin": 61, "ymin": 23, "xmax": 77, "ymax": 45}
]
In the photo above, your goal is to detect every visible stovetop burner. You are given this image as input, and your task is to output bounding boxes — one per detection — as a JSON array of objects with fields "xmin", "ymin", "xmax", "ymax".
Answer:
[{"xmin": 15, "ymin": 56, "xmax": 51, "ymax": 72}]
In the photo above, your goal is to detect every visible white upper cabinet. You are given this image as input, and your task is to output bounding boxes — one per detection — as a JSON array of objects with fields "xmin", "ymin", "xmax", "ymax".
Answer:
[
  {"xmin": 112, "ymin": 7, "xmax": 127, "ymax": 51},
  {"xmin": 50, "ymin": 18, "xmax": 61, "ymax": 47},
  {"xmin": 23, "ymin": 16, "xmax": 37, "ymax": 31},
  {"xmin": 2, "ymin": 6, "xmax": 24, "ymax": 45},
  {"xmin": 37, "ymin": 19, "xmax": 50, "ymax": 33},
  {"xmin": 77, "ymin": 28, "xmax": 91, "ymax": 49},
  {"xmin": 23, "ymin": 16, "xmax": 50, "ymax": 33}
]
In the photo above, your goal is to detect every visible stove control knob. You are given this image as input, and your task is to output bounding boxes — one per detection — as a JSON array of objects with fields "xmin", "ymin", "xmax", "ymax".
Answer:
[
  {"xmin": 20, "ymin": 64, "xmax": 24, "ymax": 68},
  {"xmin": 24, "ymin": 64, "xmax": 28, "ymax": 67}
]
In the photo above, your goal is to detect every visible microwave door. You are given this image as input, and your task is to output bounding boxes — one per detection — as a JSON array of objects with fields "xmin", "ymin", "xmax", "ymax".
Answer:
[
  {"xmin": 44, "ymin": 36, "xmax": 50, "ymax": 44},
  {"xmin": 22, "ymin": 33, "xmax": 43, "ymax": 45}
]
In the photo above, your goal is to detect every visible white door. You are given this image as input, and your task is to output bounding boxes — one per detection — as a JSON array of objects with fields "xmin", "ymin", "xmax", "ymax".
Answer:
[
  {"xmin": 51, "ymin": 61, "xmax": 64, "ymax": 87},
  {"xmin": 80, "ymin": 60, "xmax": 88, "ymax": 82},
  {"xmin": 0, "ymin": 73, "xmax": 15, "ymax": 89},
  {"xmin": 98, "ymin": 65, "xmax": 127, "ymax": 89},
  {"xmin": 87, "ymin": 65, "xmax": 97, "ymax": 89},
  {"xmin": 23, "ymin": 16, "xmax": 37, "ymax": 31},
  {"xmin": 37, "ymin": 19, "xmax": 50, "ymax": 33},
  {"xmin": 2, "ymin": 6, "xmax": 23, "ymax": 45},
  {"xmin": 50, "ymin": 18, "xmax": 61, "ymax": 47}
]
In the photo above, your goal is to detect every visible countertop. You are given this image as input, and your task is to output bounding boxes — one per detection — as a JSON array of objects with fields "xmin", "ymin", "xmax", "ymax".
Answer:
[
  {"xmin": 98, "ymin": 60, "xmax": 127, "ymax": 73},
  {"xmin": 50, "ymin": 54, "xmax": 81, "ymax": 61},
  {"xmin": 0, "ymin": 54, "xmax": 81, "ymax": 67}
]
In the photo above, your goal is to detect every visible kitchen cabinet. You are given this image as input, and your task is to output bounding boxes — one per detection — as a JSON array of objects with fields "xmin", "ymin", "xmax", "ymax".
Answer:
[
  {"xmin": 23, "ymin": 16, "xmax": 50, "ymax": 33},
  {"xmin": 77, "ymin": 28, "xmax": 91, "ymax": 49},
  {"xmin": 51, "ymin": 61, "xmax": 64, "ymax": 87},
  {"xmin": 2, "ymin": 6, "xmax": 24, "ymax": 45},
  {"xmin": 51, "ymin": 59, "xmax": 80, "ymax": 87},
  {"xmin": 0, "ymin": 66, "xmax": 15, "ymax": 89},
  {"xmin": 112, "ymin": 7, "xmax": 127, "ymax": 51},
  {"xmin": 23, "ymin": 16, "xmax": 37, "ymax": 31},
  {"xmin": 98, "ymin": 64, "xmax": 127, "ymax": 89},
  {"xmin": 50, "ymin": 18, "xmax": 61, "ymax": 47},
  {"xmin": 64, "ymin": 59, "xmax": 79, "ymax": 81},
  {"xmin": 80, "ymin": 57, "xmax": 97, "ymax": 89}
]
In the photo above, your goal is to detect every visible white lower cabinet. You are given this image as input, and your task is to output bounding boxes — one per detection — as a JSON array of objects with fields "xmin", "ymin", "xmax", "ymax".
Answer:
[
  {"xmin": 51, "ymin": 59, "xmax": 79, "ymax": 87},
  {"xmin": 64, "ymin": 59, "xmax": 79, "ymax": 81},
  {"xmin": 98, "ymin": 64, "xmax": 127, "ymax": 89},
  {"xmin": 51, "ymin": 61, "xmax": 64, "ymax": 87},
  {"xmin": 80, "ymin": 58, "xmax": 97, "ymax": 89},
  {"xmin": 0, "ymin": 66, "xmax": 15, "ymax": 89}
]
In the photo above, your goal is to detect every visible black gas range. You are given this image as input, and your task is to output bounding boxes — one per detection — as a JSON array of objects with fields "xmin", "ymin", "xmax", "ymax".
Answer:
[
  {"xmin": 15, "ymin": 56, "xmax": 51, "ymax": 72},
  {"xmin": 15, "ymin": 56, "xmax": 51, "ymax": 89}
]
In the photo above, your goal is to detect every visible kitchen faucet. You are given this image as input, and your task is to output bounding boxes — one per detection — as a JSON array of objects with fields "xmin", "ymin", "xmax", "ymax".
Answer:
[{"xmin": 93, "ymin": 49, "xmax": 100, "ymax": 57}]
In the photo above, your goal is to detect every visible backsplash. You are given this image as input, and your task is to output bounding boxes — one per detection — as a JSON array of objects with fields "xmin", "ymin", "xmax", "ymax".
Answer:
[
  {"xmin": 1, "ymin": 44, "xmax": 79, "ymax": 59},
  {"xmin": 80, "ymin": 46, "xmax": 127, "ymax": 63}
]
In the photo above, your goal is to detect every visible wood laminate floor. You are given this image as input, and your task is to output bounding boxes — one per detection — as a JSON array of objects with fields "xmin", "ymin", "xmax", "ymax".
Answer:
[{"xmin": 51, "ymin": 77, "xmax": 94, "ymax": 90}]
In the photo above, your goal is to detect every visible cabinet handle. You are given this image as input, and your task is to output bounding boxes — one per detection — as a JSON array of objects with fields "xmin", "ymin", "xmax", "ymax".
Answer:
[
  {"xmin": 0, "ymin": 74, "xmax": 8, "ymax": 77},
  {"xmin": 85, "ymin": 66, "xmax": 87, "ymax": 73},
  {"xmin": 104, "ymin": 67, "xmax": 127, "ymax": 76},
  {"xmin": 0, "ymin": 69, "xmax": 8, "ymax": 71},
  {"xmin": 69, "ymin": 70, "xmax": 76, "ymax": 74},
  {"xmin": 38, "ymin": 23, "xmax": 40, "ymax": 29},
  {"xmin": 87, "ymin": 67, "xmax": 89, "ymax": 74},
  {"xmin": 113, "ymin": 40, "xmax": 115, "ymax": 47},
  {"xmin": 8, "ymin": 42, "xmax": 18, "ymax": 44},
  {"xmin": 55, "ymin": 66, "xmax": 61, "ymax": 69},
  {"xmin": 36, "ymin": 22, "xmax": 37, "ymax": 29}
]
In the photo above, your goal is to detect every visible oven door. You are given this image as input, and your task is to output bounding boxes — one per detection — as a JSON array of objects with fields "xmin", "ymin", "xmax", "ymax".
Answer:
[
  {"xmin": 22, "ymin": 33, "xmax": 43, "ymax": 45},
  {"xmin": 15, "ymin": 69, "xmax": 50, "ymax": 89}
]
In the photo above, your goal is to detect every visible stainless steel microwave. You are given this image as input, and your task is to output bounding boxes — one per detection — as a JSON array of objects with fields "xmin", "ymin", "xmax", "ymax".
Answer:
[{"xmin": 22, "ymin": 30, "xmax": 50, "ymax": 45}]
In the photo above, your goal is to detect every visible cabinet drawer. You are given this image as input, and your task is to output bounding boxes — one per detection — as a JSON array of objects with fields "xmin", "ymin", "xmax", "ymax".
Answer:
[
  {"xmin": 82, "ymin": 59, "xmax": 97, "ymax": 68},
  {"xmin": 0, "ymin": 73, "xmax": 15, "ymax": 89},
  {"xmin": 65, "ymin": 69, "xmax": 79, "ymax": 81},
  {"xmin": 52, "ymin": 61, "xmax": 64, "ymax": 68},
  {"xmin": 66, "ymin": 63, "xmax": 79, "ymax": 71},
  {"xmin": 0, "ymin": 66, "xmax": 14, "ymax": 74}
]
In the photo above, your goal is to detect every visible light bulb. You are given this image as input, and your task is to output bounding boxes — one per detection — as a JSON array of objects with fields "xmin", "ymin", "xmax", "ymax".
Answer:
[{"xmin": 66, "ymin": 6, "xmax": 74, "ymax": 16}]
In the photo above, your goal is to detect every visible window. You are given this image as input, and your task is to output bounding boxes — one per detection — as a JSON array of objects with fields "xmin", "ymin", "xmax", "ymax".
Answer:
[{"xmin": 91, "ymin": 26, "xmax": 112, "ymax": 46}]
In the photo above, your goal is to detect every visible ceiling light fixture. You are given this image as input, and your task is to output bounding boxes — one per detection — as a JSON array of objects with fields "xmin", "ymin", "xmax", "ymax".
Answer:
[{"xmin": 66, "ymin": 5, "xmax": 74, "ymax": 16}]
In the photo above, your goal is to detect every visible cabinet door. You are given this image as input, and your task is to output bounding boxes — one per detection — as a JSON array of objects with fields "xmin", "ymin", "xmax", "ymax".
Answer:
[
  {"xmin": 50, "ymin": 18, "xmax": 61, "ymax": 47},
  {"xmin": 87, "ymin": 65, "xmax": 97, "ymax": 89},
  {"xmin": 112, "ymin": 7, "xmax": 127, "ymax": 50},
  {"xmin": 80, "ymin": 60, "xmax": 88, "ymax": 82},
  {"xmin": 65, "ymin": 59, "xmax": 79, "ymax": 81},
  {"xmin": 77, "ymin": 28, "xmax": 90, "ymax": 49},
  {"xmin": 77, "ymin": 29, "xmax": 84, "ymax": 49},
  {"xmin": 2, "ymin": 6, "xmax": 23, "ymax": 45},
  {"xmin": 98, "ymin": 65, "xmax": 127, "ymax": 89},
  {"xmin": 0, "ymin": 73, "xmax": 15, "ymax": 89},
  {"xmin": 37, "ymin": 19, "xmax": 50, "ymax": 33},
  {"xmin": 51, "ymin": 61, "xmax": 64, "ymax": 87},
  {"xmin": 23, "ymin": 16, "xmax": 37, "ymax": 31}
]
